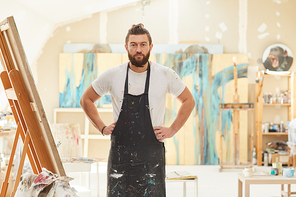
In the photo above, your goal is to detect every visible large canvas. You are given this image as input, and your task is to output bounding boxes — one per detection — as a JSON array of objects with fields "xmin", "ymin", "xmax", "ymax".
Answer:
[
  {"xmin": 59, "ymin": 53, "xmax": 122, "ymax": 108},
  {"xmin": 154, "ymin": 53, "xmax": 249, "ymax": 165}
]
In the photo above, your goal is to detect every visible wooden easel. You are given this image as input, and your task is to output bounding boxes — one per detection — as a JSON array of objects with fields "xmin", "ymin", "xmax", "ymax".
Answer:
[
  {"xmin": 219, "ymin": 57, "xmax": 255, "ymax": 171},
  {"xmin": 0, "ymin": 16, "xmax": 65, "ymax": 196}
]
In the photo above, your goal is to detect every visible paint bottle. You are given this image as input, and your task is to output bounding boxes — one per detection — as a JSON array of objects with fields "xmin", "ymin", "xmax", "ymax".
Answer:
[
  {"xmin": 264, "ymin": 152, "xmax": 268, "ymax": 166},
  {"xmin": 252, "ymin": 146, "xmax": 257, "ymax": 165},
  {"xmin": 280, "ymin": 121, "xmax": 284, "ymax": 133}
]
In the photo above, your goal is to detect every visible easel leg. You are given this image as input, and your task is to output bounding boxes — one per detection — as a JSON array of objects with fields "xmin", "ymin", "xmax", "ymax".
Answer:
[{"xmin": 11, "ymin": 132, "xmax": 31, "ymax": 196}]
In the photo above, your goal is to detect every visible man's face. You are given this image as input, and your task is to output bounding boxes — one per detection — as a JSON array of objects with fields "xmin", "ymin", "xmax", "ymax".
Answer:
[{"xmin": 125, "ymin": 34, "xmax": 153, "ymax": 67}]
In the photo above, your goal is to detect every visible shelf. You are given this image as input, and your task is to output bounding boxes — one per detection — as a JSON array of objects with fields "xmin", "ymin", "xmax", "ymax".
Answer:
[
  {"xmin": 264, "ymin": 72, "xmax": 292, "ymax": 77},
  {"xmin": 263, "ymin": 104, "xmax": 291, "ymax": 106},
  {"xmin": 256, "ymin": 70, "xmax": 295, "ymax": 166},
  {"xmin": 262, "ymin": 132, "xmax": 288, "ymax": 136}
]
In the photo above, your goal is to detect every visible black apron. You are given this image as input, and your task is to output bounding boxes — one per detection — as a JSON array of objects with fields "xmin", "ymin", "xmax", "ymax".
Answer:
[{"xmin": 107, "ymin": 62, "xmax": 166, "ymax": 197}]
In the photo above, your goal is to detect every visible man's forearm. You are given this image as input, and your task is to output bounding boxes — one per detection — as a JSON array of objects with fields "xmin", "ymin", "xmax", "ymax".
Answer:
[
  {"xmin": 170, "ymin": 94, "xmax": 195, "ymax": 134},
  {"xmin": 80, "ymin": 98, "xmax": 105, "ymax": 132}
]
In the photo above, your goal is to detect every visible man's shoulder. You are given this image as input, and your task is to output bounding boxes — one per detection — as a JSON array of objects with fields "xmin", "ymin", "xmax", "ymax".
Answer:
[
  {"xmin": 151, "ymin": 61, "xmax": 170, "ymax": 72},
  {"xmin": 105, "ymin": 62, "xmax": 127, "ymax": 74}
]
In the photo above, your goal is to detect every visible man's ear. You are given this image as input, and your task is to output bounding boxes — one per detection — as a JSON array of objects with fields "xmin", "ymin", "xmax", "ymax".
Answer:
[
  {"xmin": 149, "ymin": 43, "xmax": 153, "ymax": 52},
  {"xmin": 125, "ymin": 44, "xmax": 128, "ymax": 52}
]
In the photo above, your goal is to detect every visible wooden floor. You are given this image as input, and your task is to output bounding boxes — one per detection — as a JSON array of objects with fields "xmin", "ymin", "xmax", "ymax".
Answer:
[{"xmin": 66, "ymin": 163, "xmax": 296, "ymax": 197}]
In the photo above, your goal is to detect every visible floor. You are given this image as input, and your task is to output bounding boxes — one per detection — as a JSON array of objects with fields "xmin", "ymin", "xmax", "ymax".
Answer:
[{"xmin": 67, "ymin": 162, "xmax": 296, "ymax": 197}]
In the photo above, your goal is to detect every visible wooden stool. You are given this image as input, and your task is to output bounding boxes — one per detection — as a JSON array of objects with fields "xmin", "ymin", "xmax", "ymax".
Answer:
[{"xmin": 166, "ymin": 176, "xmax": 198, "ymax": 197}]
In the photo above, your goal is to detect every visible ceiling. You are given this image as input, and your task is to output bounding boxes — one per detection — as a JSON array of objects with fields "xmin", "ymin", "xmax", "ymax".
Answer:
[
  {"xmin": 0, "ymin": 0, "xmax": 141, "ymax": 65},
  {"xmin": 14, "ymin": 0, "xmax": 140, "ymax": 24}
]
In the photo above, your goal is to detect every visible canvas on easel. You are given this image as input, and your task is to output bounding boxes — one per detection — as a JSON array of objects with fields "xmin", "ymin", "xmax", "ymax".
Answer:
[{"xmin": 0, "ymin": 16, "xmax": 65, "ymax": 196}]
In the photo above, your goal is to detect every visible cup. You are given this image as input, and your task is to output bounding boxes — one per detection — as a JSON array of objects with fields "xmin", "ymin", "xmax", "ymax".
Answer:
[
  {"xmin": 283, "ymin": 168, "xmax": 295, "ymax": 178},
  {"xmin": 243, "ymin": 168, "xmax": 252, "ymax": 177}
]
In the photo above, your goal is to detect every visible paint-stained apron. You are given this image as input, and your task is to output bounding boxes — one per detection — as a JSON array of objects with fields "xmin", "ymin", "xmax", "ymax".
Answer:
[{"xmin": 107, "ymin": 63, "xmax": 166, "ymax": 197}]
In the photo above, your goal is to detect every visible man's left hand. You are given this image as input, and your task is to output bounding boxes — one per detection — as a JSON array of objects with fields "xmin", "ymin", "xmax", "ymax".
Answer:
[{"xmin": 153, "ymin": 126, "xmax": 176, "ymax": 141}]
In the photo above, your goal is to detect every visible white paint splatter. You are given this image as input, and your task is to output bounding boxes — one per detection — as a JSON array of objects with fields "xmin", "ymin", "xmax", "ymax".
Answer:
[
  {"xmin": 219, "ymin": 22, "xmax": 228, "ymax": 32},
  {"xmin": 206, "ymin": 1, "xmax": 211, "ymax": 5},
  {"xmin": 146, "ymin": 173, "xmax": 156, "ymax": 177},
  {"xmin": 276, "ymin": 11, "xmax": 280, "ymax": 16},
  {"xmin": 205, "ymin": 36, "xmax": 210, "ymax": 42},
  {"xmin": 205, "ymin": 14, "xmax": 210, "ymax": 18},
  {"xmin": 215, "ymin": 32, "xmax": 222, "ymax": 39},
  {"xmin": 277, "ymin": 34, "xmax": 281, "ymax": 39},
  {"xmin": 205, "ymin": 26, "xmax": 210, "ymax": 32},
  {"xmin": 110, "ymin": 173, "xmax": 123, "ymax": 179},
  {"xmin": 277, "ymin": 22, "xmax": 281, "ymax": 27},
  {"xmin": 274, "ymin": 0, "xmax": 282, "ymax": 4},
  {"xmin": 66, "ymin": 40, "xmax": 71, "ymax": 44},
  {"xmin": 258, "ymin": 32, "xmax": 269, "ymax": 39},
  {"xmin": 66, "ymin": 26, "xmax": 71, "ymax": 32},
  {"xmin": 257, "ymin": 23, "xmax": 267, "ymax": 33}
]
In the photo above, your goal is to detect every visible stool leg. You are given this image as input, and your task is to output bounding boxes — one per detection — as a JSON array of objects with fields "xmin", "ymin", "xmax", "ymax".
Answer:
[{"xmin": 183, "ymin": 181, "xmax": 186, "ymax": 197}]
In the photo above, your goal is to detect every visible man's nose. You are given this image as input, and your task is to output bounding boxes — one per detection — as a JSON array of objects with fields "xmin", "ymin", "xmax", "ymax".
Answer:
[{"xmin": 136, "ymin": 45, "xmax": 142, "ymax": 52}]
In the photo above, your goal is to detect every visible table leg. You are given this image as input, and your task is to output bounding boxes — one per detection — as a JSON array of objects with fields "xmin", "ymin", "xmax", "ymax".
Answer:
[
  {"xmin": 238, "ymin": 179, "xmax": 242, "ymax": 197},
  {"xmin": 288, "ymin": 184, "xmax": 291, "ymax": 197},
  {"xmin": 97, "ymin": 162, "xmax": 100, "ymax": 197},
  {"xmin": 183, "ymin": 181, "xmax": 186, "ymax": 197},
  {"xmin": 195, "ymin": 178, "xmax": 198, "ymax": 197},
  {"xmin": 244, "ymin": 183, "xmax": 250, "ymax": 197}
]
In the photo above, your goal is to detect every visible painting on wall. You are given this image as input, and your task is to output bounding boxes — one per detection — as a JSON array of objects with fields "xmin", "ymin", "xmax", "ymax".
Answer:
[
  {"xmin": 153, "ymin": 53, "xmax": 249, "ymax": 165},
  {"xmin": 262, "ymin": 43, "xmax": 293, "ymax": 71},
  {"xmin": 59, "ymin": 53, "xmax": 120, "ymax": 108}
]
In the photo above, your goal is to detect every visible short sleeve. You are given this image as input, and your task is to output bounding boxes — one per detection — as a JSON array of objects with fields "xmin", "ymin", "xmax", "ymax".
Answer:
[
  {"xmin": 165, "ymin": 67, "xmax": 186, "ymax": 97},
  {"xmin": 92, "ymin": 68, "xmax": 113, "ymax": 96}
]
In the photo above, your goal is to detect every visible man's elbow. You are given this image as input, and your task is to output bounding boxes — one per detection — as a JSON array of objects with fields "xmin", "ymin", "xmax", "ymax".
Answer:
[
  {"xmin": 189, "ymin": 96, "xmax": 195, "ymax": 111},
  {"xmin": 79, "ymin": 96, "xmax": 85, "ymax": 108}
]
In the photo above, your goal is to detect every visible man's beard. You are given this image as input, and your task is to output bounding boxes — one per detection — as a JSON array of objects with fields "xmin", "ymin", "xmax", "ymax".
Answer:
[{"xmin": 128, "ymin": 51, "xmax": 150, "ymax": 67}]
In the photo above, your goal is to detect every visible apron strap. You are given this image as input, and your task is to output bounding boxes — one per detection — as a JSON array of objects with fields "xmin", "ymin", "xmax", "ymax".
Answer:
[{"xmin": 124, "ymin": 62, "xmax": 151, "ymax": 95}]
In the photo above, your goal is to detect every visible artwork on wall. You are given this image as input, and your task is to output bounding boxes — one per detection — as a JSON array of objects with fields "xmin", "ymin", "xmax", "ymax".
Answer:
[
  {"xmin": 59, "ymin": 53, "xmax": 117, "ymax": 108},
  {"xmin": 262, "ymin": 43, "xmax": 293, "ymax": 71},
  {"xmin": 59, "ymin": 52, "xmax": 249, "ymax": 165},
  {"xmin": 63, "ymin": 43, "xmax": 224, "ymax": 54},
  {"xmin": 153, "ymin": 53, "xmax": 249, "ymax": 165}
]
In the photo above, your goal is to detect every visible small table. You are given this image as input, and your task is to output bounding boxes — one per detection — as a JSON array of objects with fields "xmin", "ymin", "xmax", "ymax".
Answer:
[
  {"xmin": 238, "ymin": 173, "xmax": 296, "ymax": 197},
  {"xmin": 166, "ymin": 176, "xmax": 198, "ymax": 197},
  {"xmin": 62, "ymin": 157, "xmax": 104, "ymax": 197}
]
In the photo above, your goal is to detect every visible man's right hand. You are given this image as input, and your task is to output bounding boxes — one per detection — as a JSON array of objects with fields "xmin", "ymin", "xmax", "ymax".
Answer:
[{"xmin": 102, "ymin": 122, "xmax": 117, "ymax": 135}]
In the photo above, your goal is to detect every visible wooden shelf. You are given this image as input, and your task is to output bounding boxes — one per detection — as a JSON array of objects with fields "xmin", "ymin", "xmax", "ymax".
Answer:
[
  {"xmin": 263, "ymin": 104, "xmax": 291, "ymax": 106},
  {"xmin": 264, "ymin": 73, "xmax": 292, "ymax": 77},
  {"xmin": 262, "ymin": 132, "xmax": 288, "ymax": 136},
  {"xmin": 256, "ymin": 71, "xmax": 296, "ymax": 166}
]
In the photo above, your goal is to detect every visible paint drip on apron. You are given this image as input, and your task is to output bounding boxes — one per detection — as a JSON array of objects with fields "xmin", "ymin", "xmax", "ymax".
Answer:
[{"xmin": 107, "ymin": 62, "xmax": 166, "ymax": 197}]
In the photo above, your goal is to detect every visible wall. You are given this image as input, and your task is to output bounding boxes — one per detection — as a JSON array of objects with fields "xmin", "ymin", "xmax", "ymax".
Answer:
[{"xmin": 36, "ymin": 0, "xmax": 296, "ymax": 128}]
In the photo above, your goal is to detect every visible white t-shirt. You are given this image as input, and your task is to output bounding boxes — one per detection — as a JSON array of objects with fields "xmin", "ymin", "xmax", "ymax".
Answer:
[{"xmin": 92, "ymin": 61, "xmax": 186, "ymax": 127}]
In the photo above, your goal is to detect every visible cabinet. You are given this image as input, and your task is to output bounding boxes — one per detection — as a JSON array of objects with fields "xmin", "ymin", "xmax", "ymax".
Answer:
[
  {"xmin": 53, "ymin": 108, "xmax": 113, "ymax": 161},
  {"xmin": 256, "ymin": 71, "xmax": 296, "ymax": 166}
]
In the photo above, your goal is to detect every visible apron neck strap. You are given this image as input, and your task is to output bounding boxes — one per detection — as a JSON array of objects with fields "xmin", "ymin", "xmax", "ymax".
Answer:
[{"xmin": 124, "ymin": 62, "xmax": 151, "ymax": 95}]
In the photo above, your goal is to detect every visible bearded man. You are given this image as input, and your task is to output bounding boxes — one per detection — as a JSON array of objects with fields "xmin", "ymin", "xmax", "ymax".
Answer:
[{"xmin": 80, "ymin": 23, "xmax": 195, "ymax": 197}]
